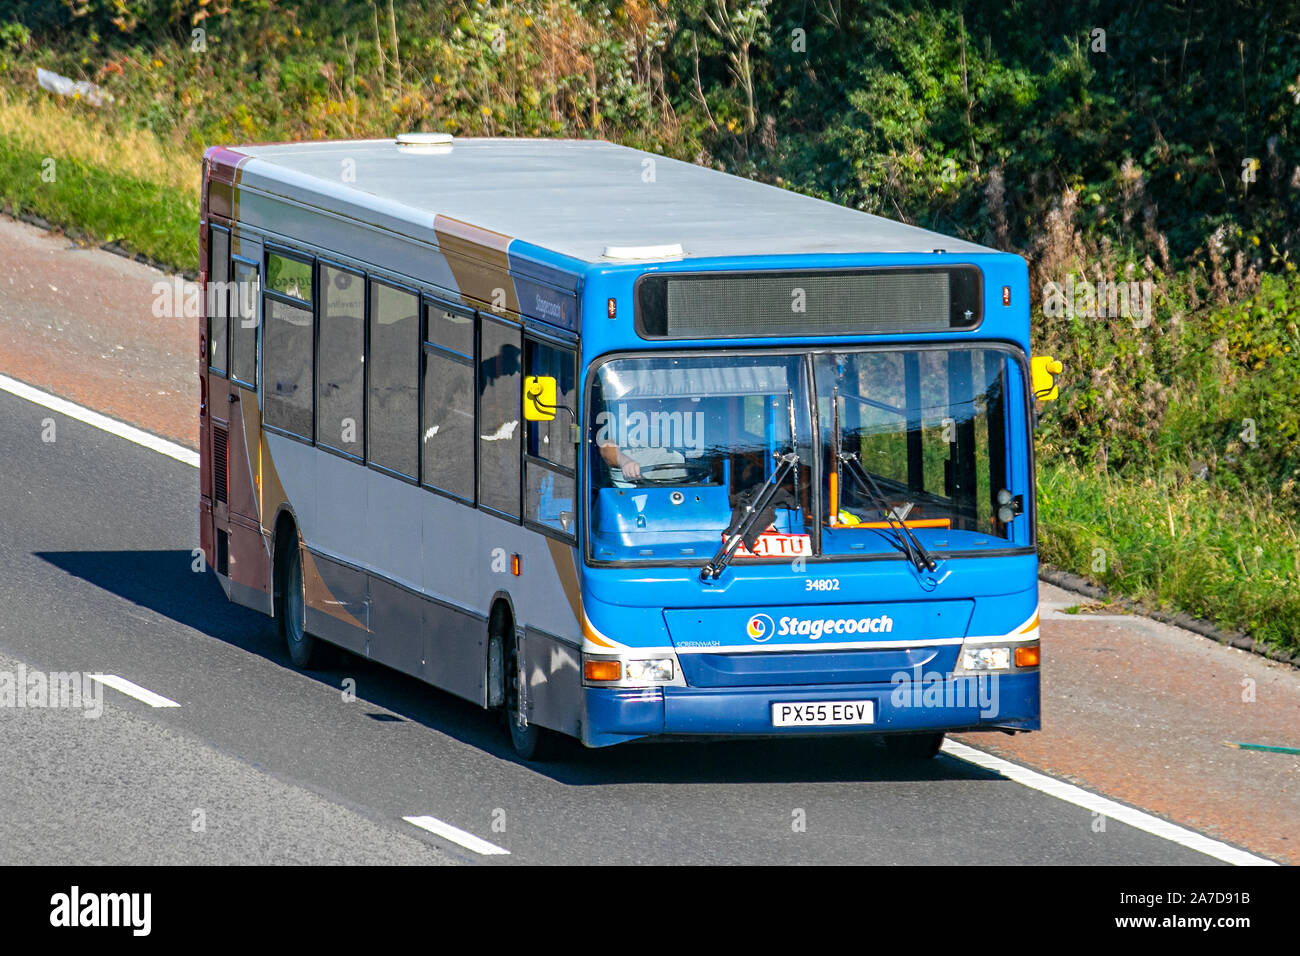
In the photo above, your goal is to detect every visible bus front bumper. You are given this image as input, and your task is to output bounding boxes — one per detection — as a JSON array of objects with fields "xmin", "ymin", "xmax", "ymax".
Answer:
[{"xmin": 580, "ymin": 672, "xmax": 1040, "ymax": 748}]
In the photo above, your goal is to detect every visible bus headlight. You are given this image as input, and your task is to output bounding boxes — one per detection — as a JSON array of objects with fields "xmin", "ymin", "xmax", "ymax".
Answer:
[
  {"xmin": 960, "ymin": 646, "xmax": 1011, "ymax": 671},
  {"xmin": 625, "ymin": 659, "xmax": 675, "ymax": 683}
]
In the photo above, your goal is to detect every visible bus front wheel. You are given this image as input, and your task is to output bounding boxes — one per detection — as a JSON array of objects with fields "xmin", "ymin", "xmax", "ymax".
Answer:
[
  {"xmin": 503, "ymin": 629, "xmax": 556, "ymax": 761},
  {"xmin": 884, "ymin": 732, "xmax": 945, "ymax": 760}
]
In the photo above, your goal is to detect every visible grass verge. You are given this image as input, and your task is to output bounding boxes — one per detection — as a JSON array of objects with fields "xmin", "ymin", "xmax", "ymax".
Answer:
[
  {"xmin": 1038, "ymin": 459, "xmax": 1300, "ymax": 655},
  {"xmin": 0, "ymin": 87, "xmax": 197, "ymax": 271},
  {"xmin": 0, "ymin": 133, "xmax": 197, "ymax": 271}
]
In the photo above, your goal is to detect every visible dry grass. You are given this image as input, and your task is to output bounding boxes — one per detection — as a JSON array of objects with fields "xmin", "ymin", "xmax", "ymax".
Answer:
[{"xmin": 0, "ymin": 84, "xmax": 195, "ymax": 196}]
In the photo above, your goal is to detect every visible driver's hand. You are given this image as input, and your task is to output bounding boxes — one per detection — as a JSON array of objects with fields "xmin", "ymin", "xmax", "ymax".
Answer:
[{"xmin": 620, "ymin": 456, "xmax": 641, "ymax": 479}]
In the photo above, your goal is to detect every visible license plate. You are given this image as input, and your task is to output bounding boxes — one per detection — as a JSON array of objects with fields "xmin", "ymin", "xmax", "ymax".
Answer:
[
  {"xmin": 727, "ymin": 531, "xmax": 813, "ymax": 558},
  {"xmin": 771, "ymin": 700, "xmax": 874, "ymax": 727}
]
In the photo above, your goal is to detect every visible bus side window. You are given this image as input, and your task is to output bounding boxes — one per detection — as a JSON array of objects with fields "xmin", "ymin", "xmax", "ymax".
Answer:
[
  {"xmin": 367, "ymin": 279, "xmax": 420, "ymax": 478},
  {"xmin": 478, "ymin": 316, "xmax": 522, "ymax": 519},
  {"xmin": 229, "ymin": 258, "xmax": 259, "ymax": 388},
  {"xmin": 421, "ymin": 303, "xmax": 475, "ymax": 502},
  {"xmin": 317, "ymin": 263, "xmax": 364, "ymax": 456},
  {"xmin": 524, "ymin": 340, "xmax": 576, "ymax": 538},
  {"xmin": 262, "ymin": 249, "xmax": 314, "ymax": 439},
  {"xmin": 207, "ymin": 225, "xmax": 229, "ymax": 376}
]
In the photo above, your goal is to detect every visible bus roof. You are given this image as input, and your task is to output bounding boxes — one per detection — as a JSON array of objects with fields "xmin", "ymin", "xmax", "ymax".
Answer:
[{"xmin": 225, "ymin": 137, "xmax": 994, "ymax": 265}]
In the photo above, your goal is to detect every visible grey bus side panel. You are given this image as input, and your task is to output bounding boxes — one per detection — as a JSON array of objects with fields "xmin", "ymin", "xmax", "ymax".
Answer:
[{"xmin": 523, "ymin": 627, "xmax": 583, "ymax": 737}]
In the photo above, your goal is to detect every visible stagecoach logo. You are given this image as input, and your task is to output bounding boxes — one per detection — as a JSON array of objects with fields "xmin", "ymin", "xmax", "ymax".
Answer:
[
  {"xmin": 534, "ymin": 293, "xmax": 564, "ymax": 321},
  {"xmin": 744, "ymin": 613, "xmax": 896, "ymax": 642},
  {"xmin": 746, "ymin": 613, "xmax": 775, "ymax": 643}
]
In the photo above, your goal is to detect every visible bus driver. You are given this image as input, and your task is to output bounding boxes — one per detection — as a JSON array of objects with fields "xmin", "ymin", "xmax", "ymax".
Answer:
[{"xmin": 595, "ymin": 396, "xmax": 703, "ymax": 484}]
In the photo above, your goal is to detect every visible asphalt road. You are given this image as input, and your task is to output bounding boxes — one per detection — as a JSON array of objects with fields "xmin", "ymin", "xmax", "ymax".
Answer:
[{"xmin": 0, "ymin": 387, "xmax": 1226, "ymax": 864}]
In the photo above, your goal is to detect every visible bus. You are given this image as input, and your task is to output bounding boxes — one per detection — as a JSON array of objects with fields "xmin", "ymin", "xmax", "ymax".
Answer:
[{"xmin": 199, "ymin": 133, "xmax": 1057, "ymax": 759}]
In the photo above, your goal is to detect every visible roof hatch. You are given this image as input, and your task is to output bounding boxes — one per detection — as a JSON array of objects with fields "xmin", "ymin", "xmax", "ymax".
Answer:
[{"xmin": 395, "ymin": 132, "xmax": 454, "ymax": 153}]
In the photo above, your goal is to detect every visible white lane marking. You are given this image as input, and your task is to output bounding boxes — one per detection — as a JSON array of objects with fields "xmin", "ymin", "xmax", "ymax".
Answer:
[
  {"xmin": 402, "ymin": 815, "xmax": 510, "ymax": 856},
  {"xmin": 942, "ymin": 739, "xmax": 1278, "ymax": 866},
  {"xmin": 0, "ymin": 372, "xmax": 198, "ymax": 467},
  {"xmin": 89, "ymin": 674, "xmax": 181, "ymax": 709}
]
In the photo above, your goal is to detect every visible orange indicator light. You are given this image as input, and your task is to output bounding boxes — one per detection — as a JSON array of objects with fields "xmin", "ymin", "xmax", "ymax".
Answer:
[{"xmin": 584, "ymin": 660, "xmax": 621, "ymax": 681}]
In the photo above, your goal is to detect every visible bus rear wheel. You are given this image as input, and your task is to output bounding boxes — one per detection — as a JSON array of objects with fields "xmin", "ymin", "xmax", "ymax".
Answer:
[
  {"xmin": 503, "ymin": 629, "xmax": 556, "ymax": 761},
  {"xmin": 279, "ymin": 539, "xmax": 322, "ymax": 669},
  {"xmin": 884, "ymin": 732, "xmax": 945, "ymax": 760}
]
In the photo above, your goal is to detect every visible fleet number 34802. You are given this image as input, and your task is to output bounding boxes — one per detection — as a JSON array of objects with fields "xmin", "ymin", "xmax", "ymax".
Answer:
[{"xmin": 805, "ymin": 578, "xmax": 841, "ymax": 591}]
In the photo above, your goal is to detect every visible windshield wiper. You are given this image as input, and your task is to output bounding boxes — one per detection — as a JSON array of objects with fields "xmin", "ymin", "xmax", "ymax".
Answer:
[
  {"xmin": 701, "ymin": 451, "xmax": 800, "ymax": 581},
  {"xmin": 838, "ymin": 452, "xmax": 937, "ymax": 572},
  {"xmin": 701, "ymin": 388, "xmax": 801, "ymax": 582},
  {"xmin": 830, "ymin": 387, "xmax": 936, "ymax": 573}
]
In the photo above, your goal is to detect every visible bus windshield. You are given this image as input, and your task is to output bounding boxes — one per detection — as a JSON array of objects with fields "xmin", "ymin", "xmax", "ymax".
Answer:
[
  {"xmin": 587, "ymin": 347, "xmax": 1024, "ymax": 565},
  {"xmin": 815, "ymin": 348, "xmax": 1018, "ymax": 559},
  {"xmin": 588, "ymin": 354, "xmax": 813, "ymax": 563}
]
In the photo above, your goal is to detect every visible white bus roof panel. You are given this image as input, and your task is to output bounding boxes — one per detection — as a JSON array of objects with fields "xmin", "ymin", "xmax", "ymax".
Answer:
[{"xmin": 231, "ymin": 138, "xmax": 993, "ymax": 264}]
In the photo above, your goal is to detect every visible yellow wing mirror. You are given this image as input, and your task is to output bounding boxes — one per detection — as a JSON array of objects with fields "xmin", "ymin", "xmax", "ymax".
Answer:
[
  {"xmin": 523, "ymin": 375, "xmax": 558, "ymax": 421},
  {"xmin": 1031, "ymin": 356, "xmax": 1063, "ymax": 402}
]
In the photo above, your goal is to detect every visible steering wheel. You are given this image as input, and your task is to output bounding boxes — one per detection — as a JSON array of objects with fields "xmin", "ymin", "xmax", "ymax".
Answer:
[{"xmin": 632, "ymin": 461, "xmax": 713, "ymax": 484}]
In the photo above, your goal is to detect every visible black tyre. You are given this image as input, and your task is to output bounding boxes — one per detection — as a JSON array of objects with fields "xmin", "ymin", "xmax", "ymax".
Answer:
[
  {"xmin": 503, "ymin": 629, "xmax": 556, "ymax": 761},
  {"xmin": 884, "ymin": 732, "xmax": 945, "ymax": 760},
  {"xmin": 279, "ymin": 541, "xmax": 322, "ymax": 669}
]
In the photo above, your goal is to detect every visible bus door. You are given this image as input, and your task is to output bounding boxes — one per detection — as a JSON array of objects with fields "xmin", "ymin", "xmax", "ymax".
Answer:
[{"xmin": 209, "ymin": 228, "xmax": 268, "ymax": 609}]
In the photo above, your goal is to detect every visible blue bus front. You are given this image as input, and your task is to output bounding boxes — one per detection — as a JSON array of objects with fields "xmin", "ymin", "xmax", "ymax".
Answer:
[{"xmin": 573, "ymin": 255, "xmax": 1040, "ymax": 747}]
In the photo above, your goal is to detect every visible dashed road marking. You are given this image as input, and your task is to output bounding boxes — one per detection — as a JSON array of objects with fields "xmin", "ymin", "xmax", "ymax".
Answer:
[
  {"xmin": 90, "ymin": 674, "xmax": 181, "ymax": 709},
  {"xmin": 402, "ymin": 815, "xmax": 510, "ymax": 856}
]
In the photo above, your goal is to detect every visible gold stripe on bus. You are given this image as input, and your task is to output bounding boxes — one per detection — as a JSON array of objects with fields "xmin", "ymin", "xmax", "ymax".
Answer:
[
  {"xmin": 582, "ymin": 613, "xmax": 620, "ymax": 649},
  {"xmin": 544, "ymin": 536, "xmax": 582, "ymax": 628},
  {"xmin": 433, "ymin": 214, "xmax": 519, "ymax": 314},
  {"xmin": 300, "ymin": 545, "xmax": 367, "ymax": 629},
  {"xmin": 256, "ymin": 432, "xmax": 289, "ymax": 536},
  {"xmin": 257, "ymin": 435, "xmax": 365, "ymax": 631},
  {"xmin": 238, "ymin": 385, "xmax": 263, "ymax": 515}
]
